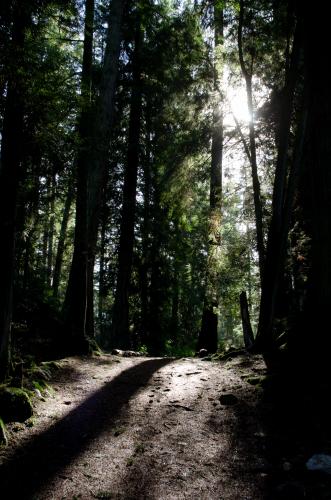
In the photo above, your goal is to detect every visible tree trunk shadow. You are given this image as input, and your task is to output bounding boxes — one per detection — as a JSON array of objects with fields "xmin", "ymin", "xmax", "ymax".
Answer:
[{"xmin": 0, "ymin": 358, "xmax": 173, "ymax": 499}]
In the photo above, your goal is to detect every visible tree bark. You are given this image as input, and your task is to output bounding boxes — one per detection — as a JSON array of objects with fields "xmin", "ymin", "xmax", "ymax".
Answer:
[
  {"xmin": 0, "ymin": 4, "xmax": 30, "ymax": 379},
  {"xmin": 295, "ymin": 5, "xmax": 331, "ymax": 371},
  {"xmin": 198, "ymin": 2, "xmax": 223, "ymax": 354},
  {"xmin": 111, "ymin": 16, "xmax": 143, "ymax": 349},
  {"xmin": 255, "ymin": 17, "xmax": 303, "ymax": 351},
  {"xmin": 139, "ymin": 105, "xmax": 152, "ymax": 346},
  {"xmin": 238, "ymin": 0, "xmax": 265, "ymax": 280},
  {"xmin": 47, "ymin": 172, "xmax": 56, "ymax": 287},
  {"xmin": 147, "ymin": 180, "xmax": 165, "ymax": 355},
  {"xmin": 52, "ymin": 180, "xmax": 74, "ymax": 298},
  {"xmin": 64, "ymin": 0, "xmax": 126, "ymax": 349},
  {"xmin": 98, "ymin": 206, "xmax": 107, "ymax": 344},
  {"xmin": 63, "ymin": 0, "xmax": 95, "ymax": 348},
  {"xmin": 240, "ymin": 291, "xmax": 254, "ymax": 349}
]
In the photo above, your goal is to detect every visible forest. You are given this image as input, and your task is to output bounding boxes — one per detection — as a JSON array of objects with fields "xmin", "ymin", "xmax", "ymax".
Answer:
[
  {"xmin": 1, "ymin": 0, "xmax": 330, "ymax": 375},
  {"xmin": 0, "ymin": 0, "xmax": 330, "ymax": 496}
]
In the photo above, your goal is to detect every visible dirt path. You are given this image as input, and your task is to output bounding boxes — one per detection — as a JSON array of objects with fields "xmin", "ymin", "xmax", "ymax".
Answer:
[{"xmin": 0, "ymin": 354, "xmax": 268, "ymax": 499}]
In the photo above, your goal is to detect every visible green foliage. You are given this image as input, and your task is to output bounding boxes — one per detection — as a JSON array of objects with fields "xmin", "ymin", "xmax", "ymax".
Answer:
[
  {"xmin": 0, "ymin": 418, "xmax": 8, "ymax": 446},
  {"xmin": 28, "ymin": 364, "xmax": 52, "ymax": 381},
  {"xmin": 32, "ymin": 379, "xmax": 53, "ymax": 396},
  {"xmin": 137, "ymin": 344, "xmax": 149, "ymax": 355},
  {"xmin": 93, "ymin": 491, "xmax": 113, "ymax": 500},
  {"xmin": 164, "ymin": 340, "xmax": 196, "ymax": 358},
  {"xmin": 2, "ymin": 0, "xmax": 307, "ymax": 365}
]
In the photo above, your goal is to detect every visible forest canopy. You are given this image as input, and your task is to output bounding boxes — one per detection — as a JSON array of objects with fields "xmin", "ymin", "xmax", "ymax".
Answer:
[{"xmin": 0, "ymin": 0, "xmax": 330, "ymax": 381}]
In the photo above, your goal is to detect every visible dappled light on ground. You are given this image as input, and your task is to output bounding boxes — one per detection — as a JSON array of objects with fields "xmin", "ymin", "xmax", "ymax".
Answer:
[{"xmin": 0, "ymin": 354, "xmax": 267, "ymax": 499}]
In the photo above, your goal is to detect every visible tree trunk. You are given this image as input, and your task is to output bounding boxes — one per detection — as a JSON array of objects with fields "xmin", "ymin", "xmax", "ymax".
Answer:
[
  {"xmin": 111, "ymin": 16, "xmax": 143, "ymax": 349},
  {"xmin": 98, "ymin": 207, "xmax": 107, "ymax": 344},
  {"xmin": 240, "ymin": 291, "xmax": 254, "ymax": 349},
  {"xmin": 63, "ymin": 0, "xmax": 95, "ymax": 349},
  {"xmin": 170, "ymin": 255, "xmax": 180, "ymax": 343},
  {"xmin": 47, "ymin": 172, "xmax": 56, "ymax": 287},
  {"xmin": 238, "ymin": 0, "xmax": 265, "ymax": 280},
  {"xmin": 64, "ymin": 0, "xmax": 126, "ymax": 349},
  {"xmin": 198, "ymin": 306, "xmax": 218, "ymax": 353},
  {"xmin": 147, "ymin": 181, "xmax": 164, "ymax": 355},
  {"xmin": 52, "ymin": 180, "xmax": 74, "ymax": 298},
  {"xmin": 0, "ymin": 5, "xmax": 30, "ymax": 379},
  {"xmin": 148, "ymin": 228, "xmax": 163, "ymax": 355},
  {"xmin": 294, "ymin": 5, "xmax": 331, "ymax": 372},
  {"xmin": 255, "ymin": 18, "xmax": 303, "ymax": 352},
  {"xmin": 198, "ymin": 2, "xmax": 223, "ymax": 354},
  {"xmin": 42, "ymin": 188, "xmax": 49, "ymax": 284},
  {"xmin": 139, "ymin": 106, "xmax": 152, "ymax": 346}
]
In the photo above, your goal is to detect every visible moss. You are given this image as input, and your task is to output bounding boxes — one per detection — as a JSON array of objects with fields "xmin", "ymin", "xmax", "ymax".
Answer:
[
  {"xmin": 113, "ymin": 426, "xmax": 125, "ymax": 437},
  {"xmin": 0, "ymin": 387, "xmax": 33, "ymax": 422},
  {"xmin": 32, "ymin": 379, "xmax": 53, "ymax": 395},
  {"xmin": 28, "ymin": 365, "xmax": 51, "ymax": 381},
  {"xmin": 134, "ymin": 443, "xmax": 145, "ymax": 455},
  {"xmin": 94, "ymin": 491, "xmax": 113, "ymax": 499},
  {"xmin": 25, "ymin": 418, "xmax": 35, "ymax": 428},
  {"xmin": 245, "ymin": 376, "xmax": 266, "ymax": 386},
  {"xmin": 87, "ymin": 338, "xmax": 102, "ymax": 356},
  {"xmin": 0, "ymin": 417, "xmax": 7, "ymax": 446},
  {"xmin": 41, "ymin": 360, "xmax": 60, "ymax": 371}
]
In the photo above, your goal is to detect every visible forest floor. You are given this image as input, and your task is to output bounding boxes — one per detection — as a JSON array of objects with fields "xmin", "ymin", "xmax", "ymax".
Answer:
[{"xmin": 0, "ymin": 353, "xmax": 330, "ymax": 499}]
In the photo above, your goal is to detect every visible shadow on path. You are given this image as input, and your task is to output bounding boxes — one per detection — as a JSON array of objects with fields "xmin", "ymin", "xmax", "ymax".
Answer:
[{"xmin": 0, "ymin": 358, "xmax": 172, "ymax": 499}]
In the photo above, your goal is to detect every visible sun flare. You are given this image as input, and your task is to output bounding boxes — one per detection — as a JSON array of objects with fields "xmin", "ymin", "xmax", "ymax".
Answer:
[{"xmin": 228, "ymin": 86, "xmax": 251, "ymax": 123}]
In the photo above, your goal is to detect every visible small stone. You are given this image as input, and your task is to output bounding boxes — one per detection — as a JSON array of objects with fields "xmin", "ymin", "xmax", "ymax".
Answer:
[
  {"xmin": 198, "ymin": 349, "xmax": 208, "ymax": 357},
  {"xmin": 306, "ymin": 454, "xmax": 331, "ymax": 475},
  {"xmin": 34, "ymin": 389, "xmax": 42, "ymax": 399},
  {"xmin": 254, "ymin": 431, "xmax": 266, "ymax": 438},
  {"xmin": 111, "ymin": 349, "xmax": 124, "ymax": 356},
  {"xmin": 219, "ymin": 394, "xmax": 238, "ymax": 405},
  {"xmin": 123, "ymin": 350, "xmax": 138, "ymax": 357}
]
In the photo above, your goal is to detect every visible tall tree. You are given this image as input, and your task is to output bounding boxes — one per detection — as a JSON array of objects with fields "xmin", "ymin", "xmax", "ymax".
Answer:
[
  {"xmin": 138, "ymin": 101, "xmax": 152, "ymax": 348},
  {"xmin": 255, "ymin": 10, "xmax": 303, "ymax": 353},
  {"xmin": 111, "ymin": 12, "xmax": 143, "ymax": 349},
  {"xmin": 303, "ymin": 5, "xmax": 331, "ymax": 372},
  {"xmin": 64, "ymin": 0, "xmax": 126, "ymax": 350},
  {"xmin": 237, "ymin": 0, "xmax": 265, "ymax": 281},
  {"xmin": 284, "ymin": 3, "xmax": 331, "ymax": 373},
  {"xmin": 198, "ymin": 2, "xmax": 224, "ymax": 354},
  {"xmin": 0, "ymin": 2, "xmax": 31, "ymax": 379},
  {"xmin": 63, "ymin": 0, "xmax": 95, "ymax": 348}
]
